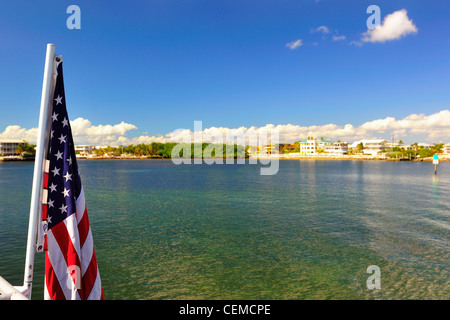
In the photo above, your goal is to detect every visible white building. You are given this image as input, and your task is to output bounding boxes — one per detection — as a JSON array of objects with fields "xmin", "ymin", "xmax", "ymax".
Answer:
[
  {"xmin": 443, "ymin": 143, "xmax": 450, "ymax": 154},
  {"xmin": 0, "ymin": 139, "xmax": 22, "ymax": 156},
  {"xmin": 418, "ymin": 142, "xmax": 431, "ymax": 149},
  {"xmin": 264, "ymin": 145, "xmax": 278, "ymax": 154},
  {"xmin": 385, "ymin": 142, "xmax": 413, "ymax": 151},
  {"xmin": 300, "ymin": 137, "xmax": 317, "ymax": 155},
  {"xmin": 74, "ymin": 145, "xmax": 96, "ymax": 157},
  {"xmin": 324, "ymin": 142, "xmax": 349, "ymax": 155},
  {"xmin": 350, "ymin": 140, "xmax": 387, "ymax": 156},
  {"xmin": 317, "ymin": 140, "xmax": 334, "ymax": 152}
]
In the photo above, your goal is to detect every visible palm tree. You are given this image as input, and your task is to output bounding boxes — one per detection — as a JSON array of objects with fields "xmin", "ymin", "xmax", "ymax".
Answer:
[
  {"xmin": 433, "ymin": 143, "xmax": 444, "ymax": 154},
  {"xmin": 357, "ymin": 142, "xmax": 365, "ymax": 153}
]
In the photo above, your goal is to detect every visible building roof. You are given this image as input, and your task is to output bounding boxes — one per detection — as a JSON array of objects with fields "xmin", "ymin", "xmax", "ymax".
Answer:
[
  {"xmin": 299, "ymin": 139, "xmax": 334, "ymax": 143},
  {"xmin": 349, "ymin": 139, "xmax": 387, "ymax": 148}
]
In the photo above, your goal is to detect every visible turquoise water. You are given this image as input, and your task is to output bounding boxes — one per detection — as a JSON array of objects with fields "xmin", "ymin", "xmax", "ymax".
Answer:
[{"xmin": 0, "ymin": 159, "xmax": 449, "ymax": 300}]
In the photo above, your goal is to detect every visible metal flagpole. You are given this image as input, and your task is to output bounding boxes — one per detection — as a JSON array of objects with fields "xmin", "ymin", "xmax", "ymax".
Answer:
[{"xmin": 18, "ymin": 44, "xmax": 56, "ymax": 299}]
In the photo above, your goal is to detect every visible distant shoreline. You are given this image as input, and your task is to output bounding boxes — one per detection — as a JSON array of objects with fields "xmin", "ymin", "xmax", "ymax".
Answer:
[
  {"xmin": 261, "ymin": 154, "xmax": 450, "ymax": 162},
  {"xmin": 1, "ymin": 155, "xmax": 448, "ymax": 162}
]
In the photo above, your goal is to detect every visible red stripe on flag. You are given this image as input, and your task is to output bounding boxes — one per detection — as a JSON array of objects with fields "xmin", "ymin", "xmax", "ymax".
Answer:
[
  {"xmin": 45, "ymin": 253, "xmax": 66, "ymax": 300},
  {"xmin": 82, "ymin": 247, "xmax": 100, "ymax": 299},
  {"xmin": 42, "ymin": 204, "xmax": 47, "ymax": 220},
  {"xmin": 43, "ymin": 172, "xmax": 49, "ymax": 189},
  {"xmin": 78, "ymin": 206, "xmax": 90, "ymax": 248},
  {"xmin": 51, "ymin": 221, "xmax": 84, "ymax": 299},
  {"xmin": 51, "ymin": 222, "xmax": 81, "ymax": 268}
]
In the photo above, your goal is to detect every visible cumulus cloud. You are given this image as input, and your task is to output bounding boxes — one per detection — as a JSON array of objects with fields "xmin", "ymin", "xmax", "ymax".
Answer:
[
  {"xmin": 286, "ymin": 39, "xmax": 303, "ymax": 50},
  {"xmin": 2, "ymin": 110, "xmax": 449, "ymax": 147},
  {"xmin": 332, "ymin": 35, "xmax": 346, "ymax": 41},
  {"xmin": 121, "ymin": 110, "xmax": 450, "ymax": 145},
  {"xmin": 0, "ymin": 125, "xmax": 38, "ymax": 142},
  {"xmin": 0, "ymin": 118, "xmax": 137, "ymax": 146},
  {"xmin": 70, "ymin": 118, "xmax": 137, "ymax": 144},
  {"xmin": 311, "ymin": 26, "xmax": 330, "ymax": 34},
  {"xmin": 362, "ymin": 9, "xmax": 418, "ymax": 43}
]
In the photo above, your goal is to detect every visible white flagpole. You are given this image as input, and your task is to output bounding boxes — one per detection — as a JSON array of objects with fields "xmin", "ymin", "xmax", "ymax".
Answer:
[{"xmin": 19, "ymin": 44, "xmax": 56, "ymax": 299}]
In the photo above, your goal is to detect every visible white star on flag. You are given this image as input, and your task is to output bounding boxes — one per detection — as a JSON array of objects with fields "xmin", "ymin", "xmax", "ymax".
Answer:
[
  {"xmin": 48, "ymin": 199, "xmax": 54, "ymax": 208},
  {"xmin": 58, "ymin": 134, "xmax": 67, "ymax": 144},
  {"xmin": 59, "ymin": 204, "xmax": 68, "ymax": 214},
  {"xmin": 63, "ymin": 172, "xmax": 72, "ymax": 182},
  {"xmin": 55, "ymin": 95, "xmax": 63, "ymax": 105},
  {"xmin": 62, "ymin": 117, "xmax": 69, "ymax": 127},
  {"xmin": 49, "ymin": 183, "xmax": 57, "ymax": 192},
  {"xmin": 51, "ymin": 167, "xmax": 60, "ymax": 176},
  {"xmin": 55, "ymin": 150, "xmax": 63, "ymax": 160},
  {"xmin": 62, "ymin": 187, "xmax": 70, "ymax": 198}
]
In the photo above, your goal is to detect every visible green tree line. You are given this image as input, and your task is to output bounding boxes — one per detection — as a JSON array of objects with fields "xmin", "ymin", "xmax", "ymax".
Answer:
[
  {"xmin": 94, "ymin": 142, "xmax": 248, "ymax": 159},
  {"xmin": 386, "ymin": 143, "xmax": 444, "ymax": 159},
  {"xmin": 16, "ymin": 141, "xmax": 36, "ymax": 157}
]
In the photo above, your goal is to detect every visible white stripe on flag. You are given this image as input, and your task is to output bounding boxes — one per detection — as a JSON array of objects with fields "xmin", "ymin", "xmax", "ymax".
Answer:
[
  {"xmin": 87, "ymin": 268, "xmax": 103, "ymax": 300},
  {"xmin": 64, "ymin": 213, "xmax": 81, "ymax": 259},
  {"xmin": 41, "ymin": 189, "xmax": 48, "ymax": 204},
  {"xmin": 80, "ymin": 228, "xmax": 93, "ymax": 275},
  {"xmin": 46, "ymin": 229, "xmax": 81, "ymax": 300},
  {"xmin": 75, "ymin": 187, "xmax": 86, "ymax": 223}
]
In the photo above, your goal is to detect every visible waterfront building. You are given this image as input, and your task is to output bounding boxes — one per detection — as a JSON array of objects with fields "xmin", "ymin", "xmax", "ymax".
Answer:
[
  {"xmin": 0, "ymin": 139, "xmax": 22, "ymax": 156},
  {"xmin": 74, "ymin": 145, "xmax": 96, "ymax": 157},
  {"xmin": 385, "ymin": 142, "xmax": 400, "ymax": 149},
  {"xmin": 400, "ymin": 145, "xmax": 413, "ymax": 151},
  {"xmin": 300, "ymin": 137, "xmax": 317, "ymax": 155},
  {"xmin": 317, "ymin": 139, "xmax": 334, "ymax": 152},
  {"xmin": 350, "ymin": 140, "xmax": 387, "ymax": 156},
  {"xmin": 324, "ymin": 141, "xmax": 349, "ymax": 155},
  {"xmin": 263, "ymin": 144, "xmax": 278, "ymax": 154},
  {"xmin": 443, "ymin": 143, "xmax": 450, "ymax": 154},
  {"xmin": 385, "ymin": 142, "xmax": 413, "ymax": 151},
  {"xmin": 418, "ymin": 143, "xmax": 431, "ymax": 149}
]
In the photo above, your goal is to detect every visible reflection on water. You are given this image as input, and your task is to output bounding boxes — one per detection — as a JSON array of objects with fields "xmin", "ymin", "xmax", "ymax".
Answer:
[{"xmin": 0, "ymin": 160, "xmax": 449, "ymax": 299}]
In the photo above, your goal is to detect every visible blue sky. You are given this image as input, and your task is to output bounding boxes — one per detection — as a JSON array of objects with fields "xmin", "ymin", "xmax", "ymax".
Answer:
[{"xmin": 0, "ymin": 0, "xmax": 449, "ymax": 144}]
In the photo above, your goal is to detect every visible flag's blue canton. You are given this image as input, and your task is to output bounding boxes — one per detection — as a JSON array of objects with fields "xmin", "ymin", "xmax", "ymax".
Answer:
[{"xmin": 46, "ymin": 61, "xmax": 82, "ymax": 230}]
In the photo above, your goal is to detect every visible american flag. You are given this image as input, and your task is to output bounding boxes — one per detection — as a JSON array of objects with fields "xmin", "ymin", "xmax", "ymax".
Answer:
[{"xmin": 42, "ymin": 58, "xmax": 104, "ymax": 300}]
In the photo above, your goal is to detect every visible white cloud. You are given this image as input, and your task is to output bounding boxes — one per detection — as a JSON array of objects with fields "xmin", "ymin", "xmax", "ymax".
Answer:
[
  {"xmin": 311, "ymin": 26, "xmax": 330, "ymax": 34},
  {"xmin": 362, "ymin": 9, "xmax": 418, "ymax": 43},
  {"xmin": 286, "ymin": 39, "xmax": 303, "ymax": 50},
  {"xmin": 70, "ymin": 118, "xmax": 137, "ymax": 144},
  {"xmin": 349, "ymin": 40, "xmax": 363, "ymax": 47},
  {"xmin": 122, "ymin": 110, "xmax": 450, "ymax": 145},
  {"xmin": 2, "ymin": 110, "xmax": 449, "ymax": 147},
  {"xmin": 0, "ymin": 125, "xmax": 38, "ymax": 143},
  {"xmin": 332, "ymin": 35, "xmax": 346, "ymax": 41},
  {"xmin": 0, "ymin": 118, "xmax": 137, "ymax": 146}
]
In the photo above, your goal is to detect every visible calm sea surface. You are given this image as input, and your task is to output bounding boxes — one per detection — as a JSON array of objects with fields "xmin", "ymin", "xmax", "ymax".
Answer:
[{"xmin": 0, "ymin": 159, "xmax": 449, "ymax": 300}]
